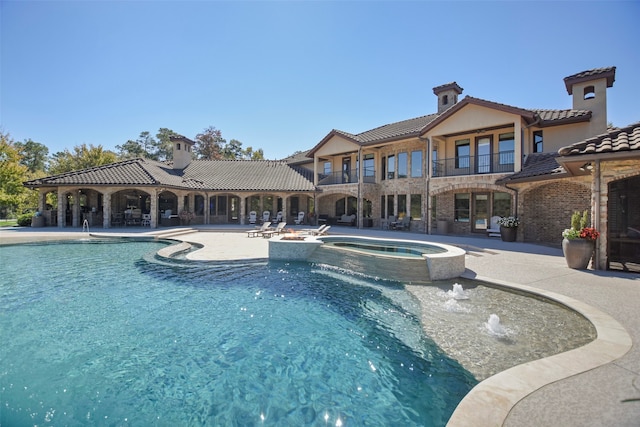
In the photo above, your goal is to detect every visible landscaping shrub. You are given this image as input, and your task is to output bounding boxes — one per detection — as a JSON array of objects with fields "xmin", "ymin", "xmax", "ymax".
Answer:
[{"xmin": 17, "ymin": 213, "xmax": 34, "ymax": 227}]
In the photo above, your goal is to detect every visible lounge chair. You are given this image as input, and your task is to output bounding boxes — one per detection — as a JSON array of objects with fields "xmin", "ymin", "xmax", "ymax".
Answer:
[
  {"xmin": 294, "ymin": 211, "xmax": 305, "ymax": 225},
  {"xmin": 487, "ymin": 216, "xmax": 501, "ymax": 237},
  {"xmin": 247, "ymin": 221, "xmax": 271, "ymax": 238},
  {"xmin": 262, "ymin": 222, "xmax": 287, "ymax": 238},
  {"xmin": 300, "ymin": 224, "xmax": 327, "ymax": 236}
]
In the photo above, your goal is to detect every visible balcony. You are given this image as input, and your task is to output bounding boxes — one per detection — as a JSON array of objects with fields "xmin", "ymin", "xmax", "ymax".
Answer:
[
  {"xmin": 433, "ymin": 151, "xmax": 515, "ymax": 177},
  {"xmin": 318, "ymin": 169, "xmax": 376, "ymax": 186}
]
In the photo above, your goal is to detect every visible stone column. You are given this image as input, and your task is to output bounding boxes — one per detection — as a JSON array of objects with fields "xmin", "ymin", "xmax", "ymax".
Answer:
[
  {"xmin": 240, "ymin": 196, "xmax": 246, "ymax": 225},
  {"xmin": 72, "ymin": 190, "xmax": 80, "ymax": 227},
  {"xmin": 150, "ymin": 189, "xmax": 158, "ymax": 228},
  {"xmin": 57, "ymin": 188, "xmax": 65, "ymax": 228},
  {"xmin": 103, "ymin": 192, "xmax": 111, "ymax": 228}
]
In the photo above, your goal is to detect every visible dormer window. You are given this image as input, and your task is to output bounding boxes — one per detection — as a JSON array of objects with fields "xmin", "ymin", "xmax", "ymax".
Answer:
[
  {"xmin": 583, "ymin": 85, "xmax": 595, "ymax": 100},
  {"xmin": 442, "ymin": 95, "xmax": 449, "ymax": 105}
]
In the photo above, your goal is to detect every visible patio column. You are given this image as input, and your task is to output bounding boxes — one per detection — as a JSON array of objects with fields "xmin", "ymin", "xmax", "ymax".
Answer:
[
  {"xmin": 240, "ymin": 196, "xmax": 246, "ymax": 225},
  {"xmin": 57, "ymin": 188, "xmax": 65, "ymax": 228},
  {"xmin": 72, "ymin": 190, "xmax": 80, "ymax": 227},
  {"xmin": 150, "ymin": 189, "xmax": 158, "ymax": 228},
  {"xmin": 204, "ymin": 193, "xmax": 210, "ymax": 225},
  {"xmin": 103, "ymin": 192, "xmax": 111, "ymax": 228}
]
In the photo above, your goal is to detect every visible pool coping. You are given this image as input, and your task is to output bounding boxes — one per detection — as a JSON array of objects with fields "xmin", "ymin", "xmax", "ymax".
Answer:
[{"xmin": 445, "ymin": 273, "xmax": 632, "ymax": 426}]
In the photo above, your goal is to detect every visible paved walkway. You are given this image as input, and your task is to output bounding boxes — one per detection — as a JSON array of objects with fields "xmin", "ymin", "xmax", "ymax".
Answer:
[{"xmin": 1, "ymin": 225, "xmax": 639, "ymax": 426}]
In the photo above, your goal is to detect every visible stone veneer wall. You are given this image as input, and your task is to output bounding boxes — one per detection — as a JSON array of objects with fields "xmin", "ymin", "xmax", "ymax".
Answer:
[{"xmin": 518, "ymin": 178, "xmax": 591, "ymax": 245}]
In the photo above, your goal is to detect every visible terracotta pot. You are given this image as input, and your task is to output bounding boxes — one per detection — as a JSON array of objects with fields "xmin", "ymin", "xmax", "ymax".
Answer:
[
  {"xmin": 500, "ymin": 226, "xmax": 518, "ymax": 242},
  {"xmin": 562, "ymin": 238, "xmax": 594, "ymax": 269}
]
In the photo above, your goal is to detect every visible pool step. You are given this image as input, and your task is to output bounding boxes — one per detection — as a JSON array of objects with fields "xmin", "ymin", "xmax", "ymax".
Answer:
[{"xmin": 150, "ymin": 227, "xmax": 197, "ymax": 240}]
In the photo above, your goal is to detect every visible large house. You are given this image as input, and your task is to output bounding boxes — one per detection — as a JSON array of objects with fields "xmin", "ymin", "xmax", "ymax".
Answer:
[{"xmin": 25, "ymin": 67, "xmax": 639, "ymax": 271}]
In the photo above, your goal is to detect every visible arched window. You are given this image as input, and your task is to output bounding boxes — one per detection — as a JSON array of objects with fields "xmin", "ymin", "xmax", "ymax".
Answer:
[{"xmin": 583, "ymin": 85, "xmax": 595, "ymax": 100}]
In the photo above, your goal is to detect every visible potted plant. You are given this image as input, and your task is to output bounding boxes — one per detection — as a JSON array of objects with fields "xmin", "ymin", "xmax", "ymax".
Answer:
[
  {"xmin": 179, "ymin": 209, "xmax": 195, "ymax": 225},
  {"xmin": 497, "ymin": 216, "xmax": 520, "ymax": 242},
  {"xmin": 562, "ymin": 210, "xmax": 600, "ymax": 269}
]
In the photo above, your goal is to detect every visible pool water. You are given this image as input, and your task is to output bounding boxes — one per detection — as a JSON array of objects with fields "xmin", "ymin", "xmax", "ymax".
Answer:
[
  {"xmin": 319, "ymin": 236, "xmax": 446, "ymax": 258},
  {"xmin": 0, "ymin": 240, "xmax": 477, "ymax": 426}
]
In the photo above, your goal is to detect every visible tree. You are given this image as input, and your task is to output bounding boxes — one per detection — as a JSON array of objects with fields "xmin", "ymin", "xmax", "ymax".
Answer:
[
  {"xmin": 194, "ymin": 126, "xmax": 225, "ymax": 160},
  {"xmin": 223, "ymin": 139, "xmax": 244, "ymax": 159},
  {"xmin": 49, "ymin": 144, "xmax": 118, "ymax": 175},
  {"xmin": 243, "ymin": 146, "xmax": 264, "ymax": 160},
  {"xmin": 116, "ymin": 131, "xmax": 157, "ymax": 160},
  {"xmin": 15, "ymin": 138, "xmax": 49, "ymax": 173},
  {"xmin": 155, "ymin": 128, "xmax": 179, "ymax": 161},
  {"xmin": 0, "ymin": 131, "xmax": 31, "ymax": 217}
]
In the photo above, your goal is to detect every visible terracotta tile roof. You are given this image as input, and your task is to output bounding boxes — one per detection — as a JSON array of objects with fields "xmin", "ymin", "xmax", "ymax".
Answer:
[
  {"xmin": 24, "ymin": 158, "xmax": 317, "ymax": 192},
  {"xmin": 558, "ymin": 122, "xmax": 640, "ymax": 156},
  {"xmin": 183, "ymin": 160, "xmax": 316, "ymax": 191},
  {"xmin": 356, "ymin": 113, "xmax": 438, "ymax": 144},
  {"xmin": 496, "ymin": 152, "xmax": 566, "ymax": 183},
  {"xmin": 533, "ymin": 108, "xmax": 592, "ymax": 125},
  {"xmin": 564, "ymin": 67, "xmax": 616, "ymax": 95}
]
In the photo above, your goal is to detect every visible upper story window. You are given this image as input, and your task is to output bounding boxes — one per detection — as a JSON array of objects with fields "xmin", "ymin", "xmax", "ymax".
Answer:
[
  {"xmin": 323, "ymin": 161, "xmax": 332, "ymax": 175},
  {"xmin": 387, "ymin": 154, "xmax": 396, "ymax": 179},
  {"xmin": 533, "ymin": 130, "xmax": 543, "ymax": 153},
  {"xmin": 397, "ymin": 152, "xmax": 408, "ymax": 178},
  {"xmin": 363, "ymin": 154, "xmax": 375, "ymax": 177},
  {"xmin": 498, "ymin": 132, "xmax": 515, "ymax": 165},
  {"xmin": 381, "ymin": 156, "xmax": 386, "ymax": 180},
  {"xmin": 583, "ymin": 85, "xmax": 595, "ymax": 100},
  {"xmin": 455, "ymin": 139, "xmax": 470, "ymax": 169},
  {"xmin": 442, "ymin": 94, "xmax": 449, "ymax": 105},
  {"xmin": 177, "ymin": 143, "xmax": 181, "ymax": 150},
  {"xmin": 411, "ymin": 150, "xmax": 422, "ymax": 177}
]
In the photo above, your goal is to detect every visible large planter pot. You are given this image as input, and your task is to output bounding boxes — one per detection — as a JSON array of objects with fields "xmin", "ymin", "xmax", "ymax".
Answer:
[
  {"xmin": 500, "ymin": 226, "xmax": 518, "ymax": 242},
  {"xmin": 562, "ymin": 238, "xmax": 594, "ymax": 269}
]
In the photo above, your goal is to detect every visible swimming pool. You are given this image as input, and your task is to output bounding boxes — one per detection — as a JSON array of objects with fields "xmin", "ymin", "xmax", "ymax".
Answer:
[{"xmin": 0, "ymin": 240, "xmax": 477, "ymax": 426}]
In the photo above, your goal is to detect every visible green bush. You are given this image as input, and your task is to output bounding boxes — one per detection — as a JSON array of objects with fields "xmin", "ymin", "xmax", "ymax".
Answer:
[{"xmin": 17, "ymin": 213, "xmax": 34, "ymax": 226}]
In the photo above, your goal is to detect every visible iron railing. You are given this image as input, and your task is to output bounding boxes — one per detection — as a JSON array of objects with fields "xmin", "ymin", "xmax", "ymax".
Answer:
[
  {"xmin": 432, "ymin": 151, "xmax": 514, "ymax": 177},
  {"xmin": 318, "ymin": 169, "xmax": 376, "ymax": 185}
]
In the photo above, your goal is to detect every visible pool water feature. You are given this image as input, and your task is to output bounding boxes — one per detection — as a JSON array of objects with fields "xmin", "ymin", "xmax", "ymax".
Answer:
[
  {"xmin": 294, "ymin": 236, "xmax": 465, "ymax": 282},
  {"xmin": 0, "ymin": 240, "xmax": 477, "ymax": 426}
]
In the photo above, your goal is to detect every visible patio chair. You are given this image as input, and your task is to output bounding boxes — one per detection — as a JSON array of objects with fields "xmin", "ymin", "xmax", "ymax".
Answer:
[
  {"xmin": 262, "ymin": 222, "xmax": 287, "ymax": 238},
  {"xmin": 394, "ymin": 216, "xmax": 410, "ymax": 231},
  {"xmin": 141, "ymin": 213, "xmax": 151, "ymax": 227},
  {"xmin": 486, "ymin": 216, "xmax": 501, "ymax": 237},
  {"xmin": 294, "ymin": 211, "xmax": 305, "ymax": 225},
  {"xmin": 263, "ymin": 211, "xmax": 271, "ymax": 223},
  {"xmin": 248, "ymin": 211, "xmax": 257, "ymax": 224},
  {"xmin": 247, "ymin": 221, "xmax": 271, "ymax": 238},
  {"xmin": 111, "ymin": 212, "xmax": 123, "ymax": 227},
  {"xmin": 275, "ymin": 211, "xmax": 283, "ymax": 223},
  {"xmin": 300, "ymin": 224, "xmax": 327, "ymax": 236}
]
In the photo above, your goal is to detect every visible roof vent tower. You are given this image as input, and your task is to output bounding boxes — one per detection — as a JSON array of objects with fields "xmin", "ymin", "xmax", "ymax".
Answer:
[
  {"xmin": 433, "ymin": 82, "xmax": 463, "ymax": 114},
  {"xmin": 170, "ymin": 135, "xmax": 195, "ymax": 170},
  {"xmin": 564, "ymin": 67, "xmax": 616, "ymax": 135}
]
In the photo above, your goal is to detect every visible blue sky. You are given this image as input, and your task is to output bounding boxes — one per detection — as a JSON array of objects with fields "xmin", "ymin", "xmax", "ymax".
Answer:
[{"xmin": 2, "ymin": 0, "xmax": 639, "ymax": 160}]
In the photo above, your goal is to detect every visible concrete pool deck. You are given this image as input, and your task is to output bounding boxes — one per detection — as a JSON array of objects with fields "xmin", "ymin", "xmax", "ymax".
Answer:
[{"xmin": 1, "ymin": 225, "xmax": 639, "ymax": 426}]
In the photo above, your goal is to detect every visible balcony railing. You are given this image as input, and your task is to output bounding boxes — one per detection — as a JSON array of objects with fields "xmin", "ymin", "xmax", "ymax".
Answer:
[
  {"xmin": 432, "ymin": 151, "xmax": 515, "ymax": 177},
  {"xmin": 318, "ymin": 169, "xmax": 376, "ymax": 185}
]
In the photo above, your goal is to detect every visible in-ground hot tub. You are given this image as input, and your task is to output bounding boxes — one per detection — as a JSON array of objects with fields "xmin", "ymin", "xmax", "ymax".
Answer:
[{"xmin": 269, "ymin": 235, "xmax": 465, "ymax": 282}]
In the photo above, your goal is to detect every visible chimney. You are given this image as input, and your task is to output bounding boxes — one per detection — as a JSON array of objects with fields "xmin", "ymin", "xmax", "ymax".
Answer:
[
  {"xmin": 433, "ymin": 82, "xmax": 463, "ymax": 114},
  {"xmin": 170, "ymin": 135, "xmax": 195, "ymax": 170},
  {"xmin": 563, "ymin": 67, "xmax": 616, "ymax": 135}
]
